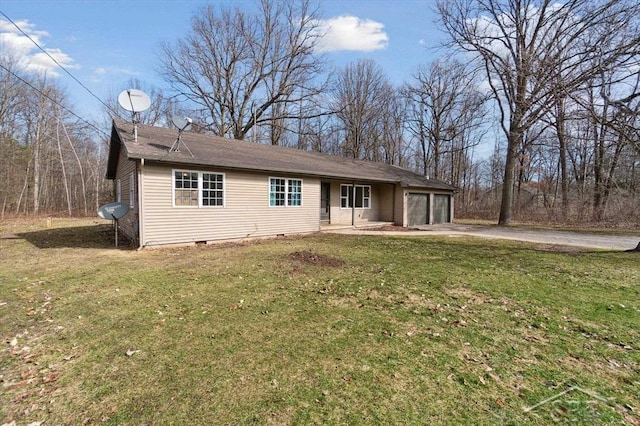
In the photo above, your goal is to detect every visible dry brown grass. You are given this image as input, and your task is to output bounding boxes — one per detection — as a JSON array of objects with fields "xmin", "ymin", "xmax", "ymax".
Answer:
[{"xmin": 1, "ymin": 218, "xmax": 638, "ymax": 424}]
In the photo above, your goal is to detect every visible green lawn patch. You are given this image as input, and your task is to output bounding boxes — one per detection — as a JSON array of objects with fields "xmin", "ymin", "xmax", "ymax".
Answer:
[{"xmin": 1, "ymin": 219, "xmax": 638, "ymax": 424}]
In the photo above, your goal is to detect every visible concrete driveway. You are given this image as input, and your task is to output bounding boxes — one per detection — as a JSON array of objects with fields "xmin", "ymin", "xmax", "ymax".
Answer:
[{"xmin": 326, "ymin": 224, "xmax": 640, "ymax": 251}]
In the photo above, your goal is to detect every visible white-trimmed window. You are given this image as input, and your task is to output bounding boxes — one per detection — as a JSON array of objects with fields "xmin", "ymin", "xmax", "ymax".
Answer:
[
  {"xmin": 288, "ymin": 179, "xmax": 302, "ymax": 206},
  {"xmin": 129, "ymin": 173, "xmax": 135, "ymax": 209},
  {"xmin": 173, "ymin": 170, "xmax": 225, "ymax": 207},
  {"xmin": 270, "ymin": 177, "xmax": 302, "ymax": 207},
  {"xmin": 202, "ymin": 172, "xmax": 224, "ymax": 206},
  {"xmin": 340, "ymin": 184, "xmax": 370, "ymax": 209}
]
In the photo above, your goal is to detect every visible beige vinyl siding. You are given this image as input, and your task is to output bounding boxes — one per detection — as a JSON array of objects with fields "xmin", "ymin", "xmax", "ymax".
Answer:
[
  {"xmin": 377, "ymin": 184, "xmax": 394, "ymax": 222},
  {"xmin": 140, "ymin": 164, "xmax": 320, "ymax": 246},
  {"xmin": 394, "ymin": 186, "xmax": 405, "ymax": 226},
  {"xmin": 114, "ymin": 149, "xmax": 138, "ymax": 240}
]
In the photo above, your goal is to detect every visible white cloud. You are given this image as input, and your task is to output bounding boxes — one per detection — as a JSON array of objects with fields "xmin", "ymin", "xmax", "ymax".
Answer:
[
  {"xmin": 0, "ymin": 18, "xmax": 48, "ymax": 38},
  {"xmin": 0, "ymin": 18, "xmax": 77, "ymax": 78},
  {"xmin": 89, "ymin": 66, "xmax": 140, "ymax": 83},
  {"xmin": 314, "ymin": 15, "xmax": 389, "ymax": 52}
]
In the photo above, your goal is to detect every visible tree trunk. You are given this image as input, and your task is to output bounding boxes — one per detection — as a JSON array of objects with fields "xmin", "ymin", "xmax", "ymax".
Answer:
[
  {"xmin": 498, "ymin": 117, "xmax": 523, "ymax": 225},
  {"xmin": 32, "ymin": 123, "xmax": 41, "ymax": 215},
  {"xmin": 62, "ymin": 119, "xmax": 88, "ymax": 215},
  {"xmin": 56, "ymin": 117, "xmax": 72, "ymax": 216},
  {"xmin": 555, "ymin": 95, "xmax": 569, "ymax": 217}
]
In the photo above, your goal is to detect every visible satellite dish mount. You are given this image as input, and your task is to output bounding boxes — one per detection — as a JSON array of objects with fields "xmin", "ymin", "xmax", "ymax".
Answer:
[
  {"xmin": 169, "ymin": 115, "xmax": 193, "ymax": 154},
  {"xmin": 118, "ymin": 89, "xmax": 151, "ymax": 142},
  {"xmin": 97, "ymin": 202, "xmax": 130, "ymax": 247}
]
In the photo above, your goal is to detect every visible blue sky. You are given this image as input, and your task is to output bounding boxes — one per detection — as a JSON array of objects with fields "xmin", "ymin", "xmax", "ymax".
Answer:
[{"xmin": 0, "ymin": 0, "xmax": 447, "ymax": 124}]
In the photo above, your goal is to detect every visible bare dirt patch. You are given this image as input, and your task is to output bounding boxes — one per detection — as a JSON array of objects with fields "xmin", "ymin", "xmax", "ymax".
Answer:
[
  {"xmin": 288, "ymin": 250, "xmax": 345, "ymax": 267},
  {"xmin": 361, "ymin": 225, "xmax": 411, "ymax": 232}
]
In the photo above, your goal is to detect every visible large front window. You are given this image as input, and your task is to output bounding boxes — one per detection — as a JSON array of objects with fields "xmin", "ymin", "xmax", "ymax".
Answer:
[
  {"xmin": 174, "ymin": 170, "xmax": 224, "ymax": 207},
  {"xmin": 340, "ymin": 184, "xmax": 370, "ymax": 208},
  {"xmin": 270, "ymin": 178, "xmax": 302, "ymax": 207}
]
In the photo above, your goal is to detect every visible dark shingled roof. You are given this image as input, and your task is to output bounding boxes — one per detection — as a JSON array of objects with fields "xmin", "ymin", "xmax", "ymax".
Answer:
[{"xmin": 107, "ymin": 119, "xmax": 455, "ymax": 191}]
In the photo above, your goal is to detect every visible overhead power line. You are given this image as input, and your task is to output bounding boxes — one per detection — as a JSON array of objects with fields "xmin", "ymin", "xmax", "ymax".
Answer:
[
  {"xmin": 0, "ymin": 62, "xmax": 110, "ymax": 138},
  {"xmin": 0, "ymin": 10, "xmax": 120, "ymax": 117}
]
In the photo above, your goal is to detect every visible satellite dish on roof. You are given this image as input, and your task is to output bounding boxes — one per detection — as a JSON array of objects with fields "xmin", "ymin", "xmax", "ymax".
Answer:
[
  {"xmin": 118, "ymin": 89, "xmax": 151, "ymax": 113},
  {"xmin": 169, "ymin": 115, "xmax": 194, "ymax": 154},
  {"xmin": 117, "ymin": 89, "xmax": 151, "ymax": 142},
  {"xmin": 171, "ymin": 115, "xmax": 193, "ymax": 131}
]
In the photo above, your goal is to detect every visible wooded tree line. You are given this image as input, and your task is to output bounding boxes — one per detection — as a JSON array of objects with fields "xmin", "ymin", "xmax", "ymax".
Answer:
[
  {"xmin": 1, "ymin": 0, "xmax": 638, "ymax": 226},
  {"xmin": 0, "ymin": 56, "xmax": 111, "ymax": 218}
]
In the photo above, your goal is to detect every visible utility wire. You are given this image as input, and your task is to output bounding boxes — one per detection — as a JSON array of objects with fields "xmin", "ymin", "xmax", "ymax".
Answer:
[
  {"xmin": 0, "ymin": 10, "xmax": 121, "ymax": 117},
  {"xmin": 0, "ymin": 62, "xmax": 110, "ymax": 138}
]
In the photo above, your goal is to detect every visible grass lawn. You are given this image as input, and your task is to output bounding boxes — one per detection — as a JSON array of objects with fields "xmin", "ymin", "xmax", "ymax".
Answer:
[{"xmin": 1, "ymin": 218, "xmax": 639, "ymax": 424}]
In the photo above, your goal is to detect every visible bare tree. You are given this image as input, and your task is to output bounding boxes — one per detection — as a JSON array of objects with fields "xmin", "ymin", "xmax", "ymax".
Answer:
[
  {"xmin": 333, "ymin": 59, "xmax": 394, "ymax": 160},
  {"xmin": 0, "ymin": 53, "xmax": 29, "ymax": 217},
  {"xmin": 404, "ymin": 58, "xmax": 487, "ymax": 179},
  {"xmin": 104, "ymin": 78, "xmax": 174, "ymax": 128},
  {"xmin": 437, "ymin": 0, "xmax": 640, "ymax": 225},
  {"xmin": 0, "ymin": 50, "xmax": 110, "ymax": 217},
  {"xmin": 159, "ymin": 0, "xmax": 326, "ymax": 142}
]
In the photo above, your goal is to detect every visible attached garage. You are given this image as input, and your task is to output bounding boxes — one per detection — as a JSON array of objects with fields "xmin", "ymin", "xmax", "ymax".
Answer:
[
  {"xmin": 433, "ymin": 194, "xmax": 451, "ymax": 224},
  {"xmin": 407, "ymin": 192, "xmax": 452, "ymax": 226},
  {"xmin": 407, "ymin": 193, "xmax": 430, "ymax": 226}
]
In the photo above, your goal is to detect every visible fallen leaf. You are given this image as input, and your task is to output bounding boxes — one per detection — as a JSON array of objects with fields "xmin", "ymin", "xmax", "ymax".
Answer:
[{"xmin": 488, "ymin": 372, "xmax": 502, "ymax": 383}]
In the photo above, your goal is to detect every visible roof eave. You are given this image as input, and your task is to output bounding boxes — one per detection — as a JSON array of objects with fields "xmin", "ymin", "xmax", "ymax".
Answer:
[{"xmin": 132, "ymin": 154, "xmax": 400, "ymax": 184}]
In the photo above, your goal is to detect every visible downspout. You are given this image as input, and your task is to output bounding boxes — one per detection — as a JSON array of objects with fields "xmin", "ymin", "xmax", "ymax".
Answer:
[{"xmin": 136, "ymin": 158, "xmax": 145, "ymax": 250}]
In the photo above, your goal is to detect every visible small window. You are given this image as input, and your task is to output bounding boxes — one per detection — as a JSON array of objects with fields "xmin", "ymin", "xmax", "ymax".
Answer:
[
  {"xmin": 355, "ymin": 185, "xmax": 370, "ymax": 208},
  {"xmin": 341, "ymin": 185, "xmax": 350, "ymax": 208},
  {"xmin": 340, "ymin": 184, "xmax": 371, "ymax": 209},
  {"xmin": 270, "ymin": 177, "xmax": 302, "ymax": 207},
  {"xmin": 129, "ymin": 173, "xmax": 135, "ymax": 209}
]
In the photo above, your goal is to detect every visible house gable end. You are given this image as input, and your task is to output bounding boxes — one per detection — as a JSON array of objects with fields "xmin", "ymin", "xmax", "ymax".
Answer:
[{"xmin": 106, "ymin": 121, "xmax": 123, "ymax": 180}]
